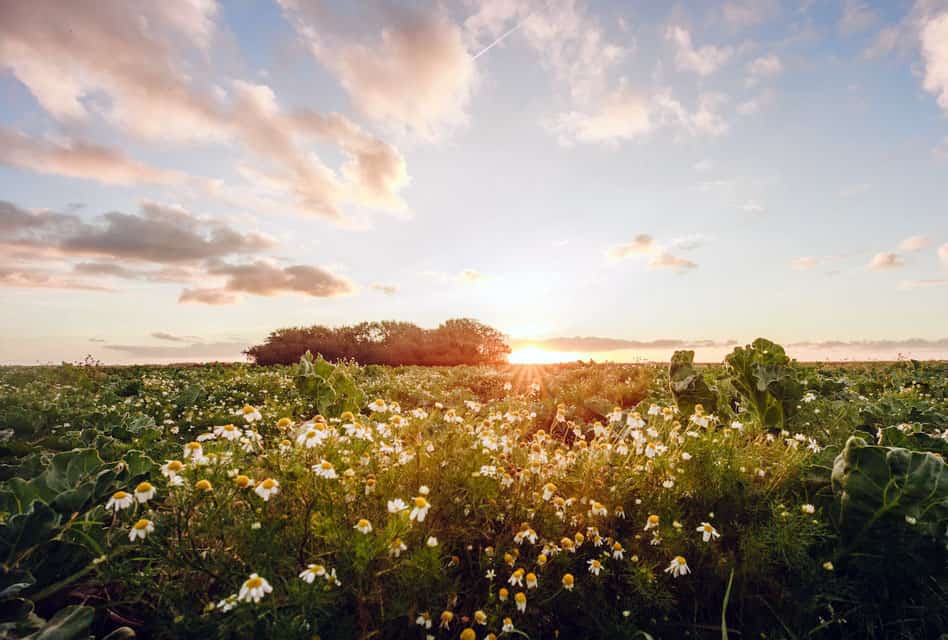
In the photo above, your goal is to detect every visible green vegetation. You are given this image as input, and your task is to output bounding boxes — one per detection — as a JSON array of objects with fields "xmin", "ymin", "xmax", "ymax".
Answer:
[{"xmin": 0, "ymin": 344, "xmax": 945, "ymax": 639}]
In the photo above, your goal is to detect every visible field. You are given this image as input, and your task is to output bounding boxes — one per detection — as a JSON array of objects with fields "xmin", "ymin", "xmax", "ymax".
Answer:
[{"xmin": 0, "ymin": 342, "xmax": 946, "ymax": 639}]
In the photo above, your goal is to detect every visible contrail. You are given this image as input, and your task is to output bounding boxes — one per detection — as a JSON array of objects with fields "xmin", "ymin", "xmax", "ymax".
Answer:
[{"xmin": 471, "ymin": 20, "xmax": 525, "ymax": 60}]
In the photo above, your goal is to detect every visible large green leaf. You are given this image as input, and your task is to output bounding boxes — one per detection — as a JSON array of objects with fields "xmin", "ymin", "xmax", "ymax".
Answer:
[
  {"xmin": 668, "ymin": 350, "xmax": 716, "ymax": 416},
  {"xmin": 0, "ymin": 501, "xmax": 61, "ymax": 559},
  {"xmin": 724, "ymin": 338, "xmax": 803, "ymax": 430},
  {"xmin": 23, "ymin": 605, "xmax": 94, "ymax": 640}
]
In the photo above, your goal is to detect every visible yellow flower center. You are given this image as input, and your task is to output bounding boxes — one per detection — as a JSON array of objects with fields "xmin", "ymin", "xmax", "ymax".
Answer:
[
  {"xmin": 526, "ymin": 572, "xmax": 536, "ymax": 582},
  {"xmin": 236, "ymin": 475, "xmax": 250, "ymax": 487},
  {"xmin": 133, "ymin": 519, "xmax": 150, "ymax": 530},
  {"xmin": 703, "ymin": 524, "xmax": 713, "ymax": 532},
  {"xmin": 414, "ymin": 497, "xmax": 428, "ymax": 508},
  {"xmin": 242, "ymin": 405, "xmax": 255, "ymax": 414},
  {"xmin": 245, "ymin": 576, "xmax": 262, "ymax": 589},
  {"xmin": 648, "ymin": 515, "xmax": 660, "ymax": 524},
  {"xmin": 613, "ymin": 542, "xmax": 622, "ymax": 551},
  {"xmin": 195, "ymin": 480, "xmax": 212, "ymax": 491},
  {"xmin": 306, "ymin": 431, "xmax": 317, "ymax": 439},
  {"xmin": 499, "ymin": 588, "xmax": 509, "ymax": 598},
  {"xmin": 460, "ymin": 629, "xmax": 476, "ymax": 640},
  {"xmin": 135, "ymin": 482, "xmax": 152, "ymax": 493},
  {"xmin": 261, "ymin": 479, "xmax": 276, "ymax": 490},
  {"xmin": 167, "ymin": 461, "xmax": 183, "ymax": 471},
  {"xmin": 562, "ymin": 573, "xmax": 574, "ymax": 585},
  {"xmin": 277, "ymin": 418, "xmax": 292, "ymax": 428},
  {"xmin": 321, "ymin": 461, "xmax": 333, "ymax": 470},
  {"xmin": 223, "ymin": 424, "xmax": 236, "ymax": 431},
  {"xmin": 675, "ymin": 555, "xmax": 686, "ymax": 565},
  {"xmin": 113, "ymin": 491, "xmax": 128, "ymax": 500},
  {"xmin": 186, "ymin": 442, "xmax": 201, "ymax": 450},
  {"xmin": 515, "ymin": 592, "xmax": 526, "ymax": 603},
  {"xmin": 356, "ymin": 519, "xmax": 369, "ymax": 528}
]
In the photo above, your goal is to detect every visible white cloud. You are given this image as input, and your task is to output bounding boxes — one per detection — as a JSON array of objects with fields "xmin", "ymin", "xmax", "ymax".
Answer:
[
  {"xmin": 746, "ymin": 54, "xmax": 783, "ymax": 86},
  {"xmin": 866, "ymin": 252, "xmax": 905, "ymax": 270},
  {"xmin": 839, "ymin": 0, "xmax": 878, "ymax": 35},
  {"xmin": 898, "ymin": 235, "xmax": 932, "ymax": 252},
  {"xmin": 549, "ymin": 81, "xmax": 652, "ymax": 145},
  {"xmin": 666, "ymin": 26, "xmax": 733, "ymax": 76},
  {"xmin": 920, "ymin": 11, "xmax": 948, "ymax": 113},
  {"xmin": 607, "ymin": 234, "xmax": 698, "ymax": 271},
  {"xmin": 737, "ymin": 89, "xmax": 776, "ymax": 115}
]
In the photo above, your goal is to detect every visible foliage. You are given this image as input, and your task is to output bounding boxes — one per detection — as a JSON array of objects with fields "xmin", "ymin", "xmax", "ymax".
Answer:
[
  {"xmin": 723, "ymin": 338, "xmax": 804, "ymax": 430},
  {"xmin": 668, "ymin": 350, "xmax": 717, "ymax": 416},
  {"xmin": 294, "ymin": 352, "xmax": 366, "ymax": 418}
]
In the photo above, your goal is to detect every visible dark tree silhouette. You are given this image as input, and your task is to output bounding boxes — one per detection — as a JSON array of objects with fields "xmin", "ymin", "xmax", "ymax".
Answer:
[{"xmin": 245, "ymin": 318, "xmax": 511, "ymax": 366}]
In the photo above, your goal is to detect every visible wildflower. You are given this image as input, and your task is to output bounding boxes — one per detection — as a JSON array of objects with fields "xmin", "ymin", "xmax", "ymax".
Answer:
[
  {"xmin": 525, "ymin": 572, "xmax": 538, "ymax": 589},
  {"xmin": 354, "ymin": 518, "xmax": 372, "ymax": 534},
  {"xmin": 460, "ymin": 629, "xmax": 476, "ymax": 640},
  {"xmin": 368, "ymin": 399, "xmax": 388, "ymax": 412},
  {"xmin": 215, "ymin": 423, "xmax": 241, "ymax": 440},
  {"xmin": 822, "ymin": 561, "xmax": 834, "ymax": 571},
  {"xmin": 502, "ymin": 617, "xmax": 515, "ymax": 632},
  {"xmin": 411, "ymin": 496, "xmax": 432, "ymax": 522},
  {"xmin": 474, "ymin": 610, "xmax": 487, "ymax": 625},
  {"xmin": 498, "ymin": 587, "xmax": 509, "ymax": 601},
  {"xmin": 388, "ymin": 498, "xmax": 408, "ymax": 513},
  {"xmin": 129, "ymin": 518, "xmax": 154, "ymax": 541},
  {"xmin": 106, "ymin": 490, "xmax": 134, "ymax": 512},
  {"xmin": 612, "ymin": 542, "xmax": 625, "ymax": 560},
  {"xmin": 134, "ymin": 481, "xmax": 156, "ymax": 504},
  {"xmin": 587, "ymin": 559, "xmax": 602, "ymax": 576},
  {"xmin": 313, "ymin": 460, "xmax": 338, "ymax": 479},
  {"xmin": 216, "ymin": 594, "xmax": 238, "ymax": 612},
  {"xmin": 276, "ymin": 417, "xmax": 293, "ymax": 429},
  {"xmin": 299, "ymin": 564, "xmax": 326, "ymax": 583},
  {"xmin": 160, "ymin": 460, "xmax": 184, "ymax": 479},
  {"xmin": 254, "ymin": 478, "xmax": 279, "ymax": 501},
  {"xmin": 589, "ymin": 501, "xmax": 607, "ymax": 517},
  {"xmin": 664, "ymin": 555, "xmax": 691, "ymax": 578},
  {"xmin": 440, "ymin": 610, "xmax": 454, "ymax": 629},
  {"xmin": 237, "ymin": 573, "xmax": 272, "ymax": 603},
  {"xmin": 426, "ymin": 536, "xmax": 438, "ymax": 547},
  {"xmin": 801, "ymin": 504, "xmax": 815, "ymax": 514},
  {"xmin": 235, "ymin": 475, "xmax": 251, "ymax": 489},
  {"xmin": 183, "ymin": 442, "xmax": 203, "ymax": 460},
  {"xmin": 240, "ymin": 405, "xmax": 262, "ymax": 422},
  {"xmin": 389, "ymin": 538, "xmax": 407, "ymax": 558},
  {"xmin": 195, "ymin": 479, "xmax": 213, "ymax": 492},
  {"xmin": 697, "ymin": 522, "xmax": 720, "ymax": 542},
  {"xmin": 485, "ymin": 569, "xmax": 495, "ymax": 580},
  {"xmin": 416, "ymin": 612, "xmax": 432, "ymax": 628},
  {"xmin": 508, "ymin": 568, "xmax": 525, "ymax": 586},
  {"xmin": 542, "ymin": 482, "xmax": 557, "ymax": 501},
  {"xmin": 562, "ymin": 573, "xmax": 575, "ymax": 591},
  {"xmin": 905, "ymin": 514, "xmax": 917, "ymax": 525},
  {"xmin": 644, "ymin": 514, "xmax": 660, "ymax": 531},
  {"xmin": 297, "ymin": 429, "xmax": 321, "ymax": 448},
  {"xmin": 681, "ymin": 452, "xmax": 692, "ymax": 461},
  {"xmin": 514, "ymin": 591, "xmax": 527, "ymax": 612}
]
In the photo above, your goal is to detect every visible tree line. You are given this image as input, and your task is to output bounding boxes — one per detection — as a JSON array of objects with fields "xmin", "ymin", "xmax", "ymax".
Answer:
[{"xmin": 244, "ymin": 318, "xmax": 511, "ymax": 366}]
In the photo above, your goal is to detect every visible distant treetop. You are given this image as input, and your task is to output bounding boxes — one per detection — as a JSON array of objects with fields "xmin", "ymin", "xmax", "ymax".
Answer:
[{"xmin": 244, "ymin": 318, "xmax": 511, "ymax": 366}]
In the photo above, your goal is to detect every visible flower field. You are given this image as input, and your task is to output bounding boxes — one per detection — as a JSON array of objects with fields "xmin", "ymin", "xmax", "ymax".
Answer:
[{"xmin": 0, "ymin": 342, "xmax": 945, "ymax": 639}]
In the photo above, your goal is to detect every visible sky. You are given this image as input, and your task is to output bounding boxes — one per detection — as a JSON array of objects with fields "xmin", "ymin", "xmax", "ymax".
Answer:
[{"xmin": 1, "ymin": 0, "xmax": 948, "ymax": 365}]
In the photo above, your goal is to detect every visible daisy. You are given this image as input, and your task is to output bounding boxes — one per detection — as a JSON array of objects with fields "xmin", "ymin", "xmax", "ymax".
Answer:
[
  {"xmin": 160, "ymin": 460, "xmax": 184, "ymax": 479},
  {"xmin": 313, "ymin": 460, "xmax": 338, "ymax": 479},
  {"xmin": 801, "ymin": 503, "xmax": 815, "ymax": 514},
  {"xmin": 235, "ymin": 475, "xmax": 252, "ymax": 489},
  {"xmin": 612, "ymin": 542, "xmax": 625, "ymax": 560},
  {"xmin": 354, "ymin": 518, "xmax": 372, "ymax": 534},
  {"xmin": 697, "ymin": 522, "xmax": 720, "ymax": 542},
  {"xmin": 502, "ymin": 617, "xmax": 515, "ymax": 632},
  {"xmin": 216, "ymin": 594, "xmax": 238, "ymax": 612},
  {"xmin": 644, "ymin": 514, "xmax": 660, "ymax": 531},
  {"xmin": 183, "ymin": 442, "xmax": 203, "ymax": 460},
  {"xmin": 106, "ymin": 490, "xmax": 134, "ymax": 512},
  {"xmin": 387, "ymin": 498, "xmax": 408, "ymax": 513},
  {"xmin": 410, "ymin": 496, "xmax": 431, "ymax": 522},
  {"xmin": 498, "ymin": 587, "xmax": 509, "ymax": 602},
  {"xmin": 195, "ymin": 479, "xmax": 213, "ymax": 492},
  {"xmin": 276, "ymin": 417, "xmax": 293, "ymax": 429},
  {"xmin": 238, "ymin": 573, "xmax": 272, "ymax": 603},
  {"xmin": 514, "ymin": 591, "xmax": 527, "ymax": 613},
  {"xmin": 426, "ymin": 536, "xmax": 438, "ymax": 547},
  {"xmin": 664, "ymin": 555, "xmax": 691, "ymax": 578},
  {"xmin": 587, "ymin": 559, "xmax": 602, "ymax": 576},
  {"xmin": 128, "ymin": 518, "xmax": 154, "ymax": 541},
  {"xmin": 589, "ymin": 501, "xmax": 607, "ymax": 517},
  {"xmin": 474, "ymin": 610, "xmax": 488, "ymax": 625},
  {"xmin": 133, "ymin": 481, "xmax": 156, "ymax": 504},
  {"xmin": 508, "ymin": 568, "xmax": 524, "ymax": 586},
  {"xmin": 542, "ymin": 482, "xmax": 557, "ymax": 501},
  {"xmin": 525, "ymin": 572, "xmax": 538, "ymax": 589},
  {"xmin": 439, "ymin": 610, "xmax": 453, "ymax": 630},
  {"xmin": 460, "ymin": 629, "xmax": 476, "ymax": 640},
  {"xmin": 299, "ymin": 564, "xmax": 326, "ymax": 583},
  {"xmin": 562, "ymin": 573, "xmax": 575, "ymax": 591},
  {"xmin": 297, "ymin": 429, "xmax": 321, "ymax": 448},
  {"xmin": 389, "ymin": 538, "xmax": 407, "ymax": 558},
  {"xmin": 254, "ymin": 478, "xmax": 279, "ymax": 501},
  {"xmin": 215, "ymin": 423, "xmax": 242, "ymax": 440},
  {"xmin": 368, "ymin": 399, "xmax": 388, "ymax": 413},
  {"xmin": 416, "ymin": 612, "xmax": 432, "ymax": 629},
  {"xmin": 240, "ymin": 405, "xmax": 262, "ymax": 423}
]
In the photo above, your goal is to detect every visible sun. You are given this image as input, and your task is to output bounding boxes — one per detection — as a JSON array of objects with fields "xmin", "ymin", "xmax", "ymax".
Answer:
[{"xmin": 508, "ymin": 347, "xmax": 579, "ymax": 365}]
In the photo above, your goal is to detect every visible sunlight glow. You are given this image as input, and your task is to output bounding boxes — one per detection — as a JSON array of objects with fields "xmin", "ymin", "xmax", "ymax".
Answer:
[{"xmin": 508, "ymin": 347, "xmax": 585, "ymax": 364}]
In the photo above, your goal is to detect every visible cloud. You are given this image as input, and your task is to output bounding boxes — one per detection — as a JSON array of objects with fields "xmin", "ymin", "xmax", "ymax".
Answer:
[
  {"xmin": 280, "ymin": 2, "xmax": 475, "ymax": 141},
  {"xmin": 509, "ymin": 337, "xmax": 737, "ymax": 352},
  {"xmin": 72, "ymin": 262, "xmax": 197, "ymax": 283},
  {"xmin": 0, "ymin": 265, "xmax": 112, "ymax": 291},
  {"xmin": 792, "ymin": 257, "xmax": 819, "ymax": 270},
  {"xmin": 866, "ymin": 252, "xmax": 904, "ymax": 270},
  {"xmin": 737, "ymin": 89, "xmax": 776, "ymax": 116},
  {"xmin": 0, "ymin": 128, "xmax": 185, "ymax": 186},
  {"xmin": 202, "ymin": 261, "xmax": 357, "ymax": 299},
  {"xmin": 178, "ymin": 288, "xmax": 239, "ymax": 305},
  {"xmin": 423, "ymin": 269, "xmax": 486, "ymax": 285},
  {"xmin": 940, "ymin": 242, "xmax": 948, "ymax": 264},
  {"xmin": 549, "ymin": 81, "xmax": 652, "ymax": 144},
  {"xmin": 719, "ymin": 0, "xmax": 779, "ymax": 29},
  {"xmin": 607, "ymin": 234, "xmax": 655, "ymax": 259},
  {"xmin": 151, "ymin": 332, "xmax": 189, "ymax": 342},
  {"xmin": 741, "ymin": 200, "xmax": 766, "ymax": 214},
  {"xmin": 0, "ymin": 200, "xmax": 272, "ymax": 264},
  {"xmin": 105, "ymin": 341, "xmax": 248, "ymax": 360},
  {"xmin": 920, "ymin": 11, "xmax": 948, "ymax": 113},
  {"xmin": 654, "ymin": 91, "xmax": 730, "ymax": 136},
  {"xmin": 370, "ymin": 283, "xmax": 398, "ymax": 295},
  {"xmin": 788, "ymin": 338, "xmax": 948, "ymax": 351},
  {"xmin": 666, "ymin": 26, "xmax": 733, "ymax": 77},
  {"xmin": 746, "ymin": 54, "xmax": 782, "ymax": 86},
  {"xmin": 898, "ymin": 235, "xmax": 932, "ymax": 252},
  {"xmin": 648, "ymin": 253, "xmax": 697, "ymax": 270},
  {"xmin": 0, "ymin": 1, "xmax": 410, "ymax": 223},
  {"xmin": 839, "ymin": 0, "xmax": 878, "ymax": 35}
]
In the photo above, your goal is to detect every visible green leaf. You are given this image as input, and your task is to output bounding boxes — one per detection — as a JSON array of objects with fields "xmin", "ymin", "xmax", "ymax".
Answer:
[
  {"xmin": 24, "ymin": 605, "xmax": 94, "ymax": 640},
  {"xmin": 668, "ymin": 350, "xmax": 717, "ymax": 416},
  {"xmin": 0, "ymin": 500, "xmax": 61, "ymax": 559}
]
